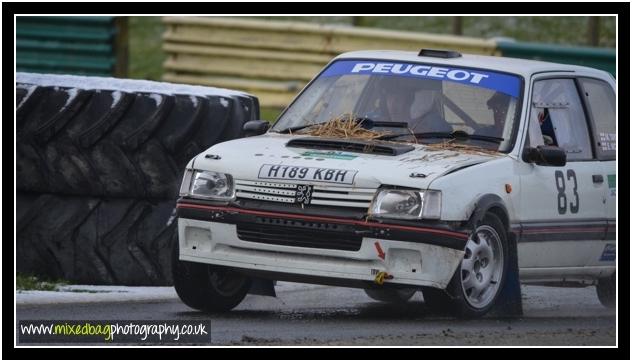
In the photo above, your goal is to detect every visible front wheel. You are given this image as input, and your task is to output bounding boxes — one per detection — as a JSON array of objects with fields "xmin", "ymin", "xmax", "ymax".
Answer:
[
  {"xmin": 172, "ymin": 241, "xmax": 251, "ymax": 312},
  {"xmin": 444, "ymin": 213, "xmax": 509, "ymax": 318},
  {"xmin": 596, "ymin": 272, "xmax": 615, "ymax": 309}
]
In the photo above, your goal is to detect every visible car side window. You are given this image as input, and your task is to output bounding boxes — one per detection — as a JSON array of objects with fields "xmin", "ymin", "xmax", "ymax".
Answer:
[
  {"xmin": 528, "ymin": 79, "xmax": 594, "ymax": 161},
  {"xmin": 577, "ymin": 78, "xmax": 616, "ymax": 160}
]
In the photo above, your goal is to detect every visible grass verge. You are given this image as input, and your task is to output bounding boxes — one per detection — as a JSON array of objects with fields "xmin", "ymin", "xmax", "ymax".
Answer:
[{"xmin": 16, "ymin": 274, "xmax": 67, "ymax": 292}]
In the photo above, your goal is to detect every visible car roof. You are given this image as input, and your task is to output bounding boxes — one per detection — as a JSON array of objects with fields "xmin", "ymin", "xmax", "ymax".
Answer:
[{"xmin": 334, "ymin": 50, "xmax": 610, "ymax": 79}]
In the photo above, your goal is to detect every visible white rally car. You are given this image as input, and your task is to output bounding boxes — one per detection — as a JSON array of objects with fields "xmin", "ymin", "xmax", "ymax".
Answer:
[{"xmin": 173, "ymin": 49, "xmax": 616, "ymax": 317}]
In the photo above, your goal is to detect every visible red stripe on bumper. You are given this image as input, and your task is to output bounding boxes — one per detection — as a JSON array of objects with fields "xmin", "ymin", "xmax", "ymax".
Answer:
[{"xmin": 176, "ymin": 203, "xmax": 469, "ymax": 240}]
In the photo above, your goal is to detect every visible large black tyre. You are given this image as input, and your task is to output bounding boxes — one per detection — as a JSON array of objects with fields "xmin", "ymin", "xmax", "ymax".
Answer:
[
  {"xmin": 425, "ymin": 213, "xmax": 509, "ymax": 318},
  {"xmin": 16, "ymin": 192, "xmax": 178, "ymax": 285},
  {"xmin": 218, "ymin": 95, "xmax": 257, "ymax": 142},
  {"xmin": 364, "ymin": 288, "xmax": 417, "ymax": 303},
  {"xmin": 172, "ymin": 241, "xmax": 251, "ymax": 312},
  {"xmin": 596, "ymin": 272, "xmax": 615, "ymax": 309},
  {"xmin": 15, "ymin": 75, "xmax": 259, "ymax": 286},
  {"xmin": 16, "ymin": 75, "xmax": 256, "ymax": 198},
  {"xmin": 16, "ymin": 193, "xmax": 101, "ymax": 280}
]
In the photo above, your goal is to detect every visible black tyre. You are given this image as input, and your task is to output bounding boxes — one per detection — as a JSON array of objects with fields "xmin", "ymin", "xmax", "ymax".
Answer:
[
  {"xmin": 16, "ymin": 75, "xmax": 255, "ymax": 198},
  {"xmin": 421, "ymin": 287, "xmax": 454, "ymax": 314},
  {"xmin": 172, "ymin": 241, "xmax": 251, "ymax": 312},
  {"xmin": 16, "ymin": 193, "xmax": 178, "ymax": 285},
  {"xmin": 434, "ymin": 213, "xmax": 509, "ymax": 318},
  {"xmin": 364, "ymin": 288, "xmax": 416, "ymax": 303},
  {"xmin": 596, "ymin": 272, "xmax": 615, "ymax": 309}
]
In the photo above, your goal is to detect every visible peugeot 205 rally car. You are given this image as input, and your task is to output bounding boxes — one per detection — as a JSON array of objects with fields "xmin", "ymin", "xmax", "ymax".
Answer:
[{"xmin": 173, "ymin": 49, "xmax": 616, "ymax": 317}]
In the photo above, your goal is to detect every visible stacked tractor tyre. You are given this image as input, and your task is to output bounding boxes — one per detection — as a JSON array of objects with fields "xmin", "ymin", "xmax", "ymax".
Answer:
[{"xmin": 16, "ymin": 73, "xmax": 259, "ymax": 285}]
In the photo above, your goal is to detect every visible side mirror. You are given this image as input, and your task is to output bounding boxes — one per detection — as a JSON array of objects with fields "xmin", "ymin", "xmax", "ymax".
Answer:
[
  {"xmin": 523, "ymin": 145, "xmax": 567, "ymax": 167},
  {"xmin": 243, "ymin": 120, "xmax": 270, "ymax": 137}
]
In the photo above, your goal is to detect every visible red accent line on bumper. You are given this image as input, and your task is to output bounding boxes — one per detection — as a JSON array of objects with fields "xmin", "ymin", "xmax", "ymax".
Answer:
[{"xmin": 176, "ymin": 203, "xmax": 469, "ymax": 240}]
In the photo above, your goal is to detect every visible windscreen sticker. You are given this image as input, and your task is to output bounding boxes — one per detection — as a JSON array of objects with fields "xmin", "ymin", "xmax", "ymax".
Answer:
[
  {"xmin": 321, "ymin": 60, "xmax": 521, "ymax": 98},
  {"xmin": 600, "ymin": 243, "xmax": 615, "ymax": 261},
  {"xmin": 258, "ymin": 164, "xmax": 357, "ymax": 184},
  {"xmin": 599, "ymin": 133, "xmax": 616, "ymax": 151}
]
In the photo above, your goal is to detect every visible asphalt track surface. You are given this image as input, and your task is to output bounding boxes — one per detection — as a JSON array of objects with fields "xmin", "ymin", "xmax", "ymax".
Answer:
[{"xmin": 16, "ymin": 283, "xmax": 616, "ymax": 346}]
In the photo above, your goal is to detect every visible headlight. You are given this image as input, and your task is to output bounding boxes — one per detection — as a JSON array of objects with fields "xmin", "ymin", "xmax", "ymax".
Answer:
[
  {"xmin": 179, "ymin": 169, "xmax": 235, "ymax": 201},
  {"xmin": 369, "ymin": 189, "xmax": 441, "ymax": 220}
]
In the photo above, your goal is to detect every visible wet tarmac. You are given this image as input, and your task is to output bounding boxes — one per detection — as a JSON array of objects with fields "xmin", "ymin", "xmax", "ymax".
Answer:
[{"xmin": 16, "ymin": 283, "xmax": 616, "ymax": 346}]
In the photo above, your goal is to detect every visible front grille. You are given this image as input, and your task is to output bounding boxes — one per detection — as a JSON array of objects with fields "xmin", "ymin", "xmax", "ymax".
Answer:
[
  {"xmin": 236, "ymin": 218, "xmax": 363, "ymax": 251},
  {"xmin": 235, "ymin": 179, "xmax": 375, "ymax": 209}
]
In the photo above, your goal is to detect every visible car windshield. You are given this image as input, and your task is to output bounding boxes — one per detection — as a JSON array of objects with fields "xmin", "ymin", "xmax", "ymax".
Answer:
[{"xmin": 271, "ymin": 59, "xmax": 523, "ymax": 152}]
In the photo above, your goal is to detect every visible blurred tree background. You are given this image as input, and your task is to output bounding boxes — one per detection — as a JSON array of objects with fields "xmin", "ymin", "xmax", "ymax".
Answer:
[{"xmin": 129, "ymin": 17, "xmax": 166, "ymax": 81}]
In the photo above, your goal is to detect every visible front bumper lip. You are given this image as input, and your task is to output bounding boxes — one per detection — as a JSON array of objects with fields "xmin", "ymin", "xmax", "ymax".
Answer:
[
  {"xmin": 176, "ymin": 201, "xmax": 469, "ymax": 250},
  {"xmin": 178, "ymin": 218, "xmax": 465, "ymax": 289}
]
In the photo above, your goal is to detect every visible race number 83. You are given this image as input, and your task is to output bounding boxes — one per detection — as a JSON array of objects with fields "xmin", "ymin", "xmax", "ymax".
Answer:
[{"xmin": 555, "ymin": 170, "xmax": 579, "ymax": 214}]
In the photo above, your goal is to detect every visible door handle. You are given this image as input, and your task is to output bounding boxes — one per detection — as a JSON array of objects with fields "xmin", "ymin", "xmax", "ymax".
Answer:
[{"xmin": 592, "ymin": 174, "xmax": 604, "ymax": 183}]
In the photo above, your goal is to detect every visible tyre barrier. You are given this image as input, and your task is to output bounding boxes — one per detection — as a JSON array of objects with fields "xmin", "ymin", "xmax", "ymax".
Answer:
[
  {"xmin": 17, "ymin": 192, "xmax": 178, "ymax": 285},
  {"xmin": 16, "ymin": 73, "xmax": 259, "ymax": 285},
  {"xmin": 16, "ymin": 73, "xmax": 259, "ymax": 199}
]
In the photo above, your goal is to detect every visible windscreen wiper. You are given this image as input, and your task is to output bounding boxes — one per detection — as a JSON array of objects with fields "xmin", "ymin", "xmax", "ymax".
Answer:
[
  {"xmin": 378, "ymin": 130, "xmax": 504, "ymax": 143},
  {"xmin": 275, "ymin": 123, "xmax": 318, "ymax": 134},
  {"xmin": 354, "ymin": 118, "xmax": 409, "ymax": 129}
]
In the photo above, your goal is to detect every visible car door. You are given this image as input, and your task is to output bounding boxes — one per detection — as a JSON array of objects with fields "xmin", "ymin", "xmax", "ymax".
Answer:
[
  {"xmin": 516, "ymin": 75, "xmax": 610, "ymax": 280},
  {"xmin": 576, "ymin": 77, "xmax": 617, "ymax": 262}
]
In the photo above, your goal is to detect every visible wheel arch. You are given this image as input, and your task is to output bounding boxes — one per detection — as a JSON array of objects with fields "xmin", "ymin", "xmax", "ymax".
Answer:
[{"xmin": 467, "ymin": 194, "xmax": 511, "ymax": 234}]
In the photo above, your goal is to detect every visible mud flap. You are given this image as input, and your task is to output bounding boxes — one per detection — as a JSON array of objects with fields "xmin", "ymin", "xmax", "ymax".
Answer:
[
  {"xmin": 490, "ymin": 232, "xmax": 523, "ymax": 317},
  {"xmin": 248, "ymin": 278, "xmax": 277, "ymax": 297}
]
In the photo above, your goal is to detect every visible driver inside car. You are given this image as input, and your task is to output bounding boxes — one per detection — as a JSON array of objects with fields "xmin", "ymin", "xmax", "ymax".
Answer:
[
  {"xmin": 374, "ymin": 77, "xmax": 452, "ymax": 134},
  {"xmin": 477, "ymin": 91, "xmax": 510, "ymax": 137}
]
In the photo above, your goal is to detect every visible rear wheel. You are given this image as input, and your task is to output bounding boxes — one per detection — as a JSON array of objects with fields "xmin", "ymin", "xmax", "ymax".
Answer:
[
  {"xmin": 596, "ymin": 273, "xmax": 615, "ymax": 309},
  {"xmin": 172, "ymin": 241, "xmax": 251, "ymax": 312},
  {"xmin": 364, "ymin": 288, "xmax": 416, "ymax": 303}
]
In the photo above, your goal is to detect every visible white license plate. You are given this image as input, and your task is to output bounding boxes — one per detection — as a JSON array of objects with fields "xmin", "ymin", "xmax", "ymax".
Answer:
[{"xmin": 258, "ymin": 164, "xmax": 357, "ymax": 184}]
